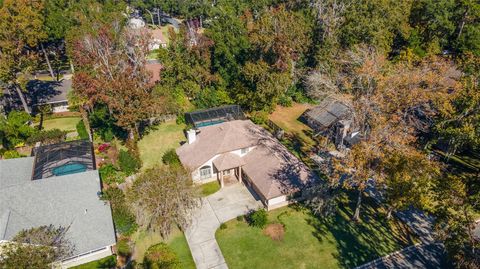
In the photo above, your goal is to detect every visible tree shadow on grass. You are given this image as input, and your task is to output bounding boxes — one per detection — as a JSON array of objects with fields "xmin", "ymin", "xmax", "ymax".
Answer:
[{"xmin": 304, "ymin": 192, "xmax": 415, "ymax": 268}]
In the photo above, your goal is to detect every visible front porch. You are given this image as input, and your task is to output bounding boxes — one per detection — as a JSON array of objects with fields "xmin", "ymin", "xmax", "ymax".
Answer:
[{"xmin": 212, "ymin": 153, "xmax": 246, "ymax": 188}]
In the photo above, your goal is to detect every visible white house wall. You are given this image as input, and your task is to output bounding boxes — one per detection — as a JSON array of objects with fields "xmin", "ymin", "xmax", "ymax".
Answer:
[
  {"xmin": 191, "ymin": 146, "xmax": 256, "ymax": 183},
  {"xmin": 62, "ymin": 245, "xmax": 113, "ymax": 268}
]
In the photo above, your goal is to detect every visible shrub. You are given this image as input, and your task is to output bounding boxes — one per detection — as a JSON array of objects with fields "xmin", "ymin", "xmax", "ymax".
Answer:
[
  {"xmin": 249, "ymin": 110, "xmax": 269, "ymax": 125},
  {"xmin": 116, "ymin": 238, "xmax": 131, "ymax": 257},
  {"xmin": 248, "ymin": 209, "xmax": 268, "ymax": 228},
  {"xmin": 26, "ymin": 129, "xmax": 66, "ymax": 145},
  {"xmin": 98, "ymin": 143, "xmax": 110, "ymax": 153},
  {"xmin": 76, "ymin": 120, "xmax": 89, "ymax": 140},
  {"xmin": 236, "ymin": 215, "xmax": 244, "ymax": 222},
  {"xmin": 2, "ymin": 150, "xmax": 22, "ymax": 159},
  {"xmin": 162, "ymin": 149, "xmax": 181, "ymax": 166},
  {"xmin": 220, "ymin": 223, "xmax": 227, "ymax": 230},
  {"xmin": 112, "ymin": 206, "xmax": 137, "ymax": 235},
  {"xmin": 143, "ymin": 243, "xmax": 180, "ymax": 269},
  {"xmin": 278, "ymin": 94, "xmax": 293, "ymax": 107},
  {"xmin": 99, "ymin": 164, "xmax": 126, "ymax": 184},
  {"xmin": 101, "ymin": 188, "xmax": 137, "ymax": 235},
  {"xmin": 119, "ymin": 150, "xmax": 141, "ymax": 175},
  {"xmin": 103, "ymin": 128, "xmax": 114, "ymax": 142}
]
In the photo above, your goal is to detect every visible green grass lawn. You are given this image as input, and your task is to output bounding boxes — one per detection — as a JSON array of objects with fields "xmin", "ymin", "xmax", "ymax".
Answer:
[
  {"xmin": 132, "ymin": 228, "xmax": 195, "ymax": 268},
  {"xmin": 138, "ymin": 121, "xmax": 185, "ymax": 170},
  {"xmin": 200, "ymin": 181, "xmax": 221, "ymax": 196},
  {"xmin": 216, "ymin": 194, "xmax": 415, "ymax": 269},
  {"xmin": 40, "ymin": 116, "xmax": 81, "ymax": 132},
  {"xmin": 70, "ymin": 255, "xmax": 116, "ymax": 269}
]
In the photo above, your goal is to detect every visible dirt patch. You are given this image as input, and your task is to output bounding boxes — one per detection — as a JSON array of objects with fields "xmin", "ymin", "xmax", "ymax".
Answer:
[{"xmin": 263, "ymin": 223, "xmax": 285, "ymax": 241}]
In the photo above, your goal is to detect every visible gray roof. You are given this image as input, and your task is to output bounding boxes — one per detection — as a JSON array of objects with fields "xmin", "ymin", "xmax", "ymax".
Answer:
[
  {"xmin": 27, "ymin": 79, "xmax": 71, "ymax": 105},
  {"xmin": 0, "ymin": 159, "xmax": 116, "ymax": 256},
  {"xmin": 303, "ymin": 98, "xmax": 351, "ymax": 129},
  {"xmin": 0, "ymin": 157, "xmax": 35, "ymax": 189}
]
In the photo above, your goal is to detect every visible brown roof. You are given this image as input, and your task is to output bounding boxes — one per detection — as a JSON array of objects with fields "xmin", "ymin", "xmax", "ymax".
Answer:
[
  {"xmin": 213, "ymin": 153, "xmax": 246, "ymax": 171},
  {"xmin": 176, "ymin": 120, "xmax": 259, "ymax": 170},
  {"xmin": 177, "ymin": 120, "xmax": 316, "ymax": 200},
  {"xmin": 149, "ymin": 28, "xmax": 166, "ymax": 44},
  {"xmin": 242, "ymin": 133, "xmax": 315, "ymax": 199},
  {"xmin": 146, "ymin": 60, "xmax": 163, "ymax": 84}
]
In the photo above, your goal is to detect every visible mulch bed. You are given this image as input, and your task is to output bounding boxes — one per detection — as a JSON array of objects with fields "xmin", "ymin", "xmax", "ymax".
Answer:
[{"xmin": 263, "ymin": 223, "xmax": 285, "ymax": 241}]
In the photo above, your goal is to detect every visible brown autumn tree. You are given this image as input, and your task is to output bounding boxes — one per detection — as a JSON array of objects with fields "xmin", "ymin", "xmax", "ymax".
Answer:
[
  {"xmin": 71, "ymin": 20, "xmax": 162, "ymax": 140},
  {"xmin": 308, "ymin": 45, "xmax": 460, "ymax": 221},
  {"xmin": 0, "ymin": 0, "xmax": 46, "ymax": 113}
]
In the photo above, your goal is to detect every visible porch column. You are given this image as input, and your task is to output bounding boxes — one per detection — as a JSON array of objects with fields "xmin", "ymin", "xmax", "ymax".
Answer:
[
  {"xmin": 238, "ymin": 166, "xmax": 242, "ymax": 184},
  {"xmin": 220, "ymin": 171, "xmax": 224, "ymax": 188}
]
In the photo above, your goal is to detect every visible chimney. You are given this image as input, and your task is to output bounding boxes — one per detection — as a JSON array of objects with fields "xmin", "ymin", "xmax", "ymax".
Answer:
[{"xmin": 187, "ymin": 129, "xmax": 197, "ymax": 144}]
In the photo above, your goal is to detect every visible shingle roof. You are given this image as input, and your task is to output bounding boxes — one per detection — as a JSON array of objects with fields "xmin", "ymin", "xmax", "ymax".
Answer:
[
  {"xmin": 303, "ymin": 98, "xmax": 351, "ymax": 129},
  {"xmin": 0, "ymin": 160, "xmax": 115, "ymax": 256},
  {"xmin": 177, "ymin": 120, "xmax": 317, "ymax": 200},
  {"xmin": 176, "ymin": 120, "xmax": 259, "ymax": 170},
  {"xmin": 27, "ymin": 79, "xmax": 71, "ymax": 105},
  {"xmin": 213, "ymin": 153, "xmax": 246, "ymax": 171}
]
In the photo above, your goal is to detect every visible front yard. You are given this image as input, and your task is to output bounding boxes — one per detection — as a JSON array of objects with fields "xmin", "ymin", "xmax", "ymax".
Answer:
[
  {"xmin": 132, "ymin": 228, "xmax": 195, "ymax": 269},
  {"xmin": 216, "ymin": 194, "xmax": 416, "ymax": 269},
  {"xmin": 138, "ymin": 121, "xmax": 185, "ymax": 170}
]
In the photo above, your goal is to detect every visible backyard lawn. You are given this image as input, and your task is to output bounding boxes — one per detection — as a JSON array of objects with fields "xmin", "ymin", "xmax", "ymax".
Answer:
[
  {"xmin": 138, "ymin": 121, "xmax": 185, "ymax": 170},
  {"xmin": 41, "ymin": 116, "xmax": 81, "ymax": 132},
  {"xmin": 269, "ymin": 103, "xmax": 316, "ymax": 150},
  {"xmin": 216, "ymin": 194, "xmax": 415, "ymax": 269},
  {"xmin": 132, "ymin": 228, "xmax": 195, "ymax": 269}
]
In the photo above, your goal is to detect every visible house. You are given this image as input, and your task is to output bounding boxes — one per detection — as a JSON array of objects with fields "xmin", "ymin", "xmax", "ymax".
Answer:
[
  {"xmin": 146, "ymin": 59, "xmax": 163, "ymax": 84},
  {"xmin": 0, "ymin": 140, "xmax": 116, "ymax": 268},
  {"xmin": 2, "ymin": 79, "xmax": 72, "ymax": 114},
  {"xmin": 148, "ymin": 28, "xmax": 167, "ymax": 50},
  {"xmin": 176, "ymin": 112, "xmax": 317, "ymax": 210},
  {"xmin": 28, "ymin": 79, "xmax": 72, "ymax": 113},
  {"xmin": 301, "ymin": 97, "xmax": 362, "ymax": 148}
]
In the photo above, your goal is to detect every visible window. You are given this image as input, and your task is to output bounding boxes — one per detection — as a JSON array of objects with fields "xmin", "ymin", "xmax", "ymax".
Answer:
[
  {"xmin": 199, "ymin": 166, "xmax": 212, "ymax": 179},
  {"xmin": 223, "ymin": 169, "xmax": 231, "ymax": 176},
  {"xmin": 241, "ymin": 147, "xmax": 249, "ymax": 154}
]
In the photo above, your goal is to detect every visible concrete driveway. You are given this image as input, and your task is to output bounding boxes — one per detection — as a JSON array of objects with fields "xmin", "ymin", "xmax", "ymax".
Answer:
[{"xmin": 185, "ymin": 183, "xmax": 263, "ymax": 269}]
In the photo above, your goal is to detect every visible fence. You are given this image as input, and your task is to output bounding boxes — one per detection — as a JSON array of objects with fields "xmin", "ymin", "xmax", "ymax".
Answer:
[{"xmin": 266, "ymin": 120, "xmax": 285, "ymax": 140}]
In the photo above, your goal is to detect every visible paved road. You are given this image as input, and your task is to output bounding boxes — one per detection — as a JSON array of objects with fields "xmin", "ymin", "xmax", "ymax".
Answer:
[{"xmin": 185, "ymin": 183, "xmax": 262, "ymax": 269}]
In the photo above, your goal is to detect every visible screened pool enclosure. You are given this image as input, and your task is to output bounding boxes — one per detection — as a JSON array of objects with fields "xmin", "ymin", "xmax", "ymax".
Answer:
[
  {"xmin": 185, "ymin": 105, "xmax": 245, "ymax": 128},
  {"xmin": 32, "ymin": 140, "xmax": 95, "ymax": 180}
]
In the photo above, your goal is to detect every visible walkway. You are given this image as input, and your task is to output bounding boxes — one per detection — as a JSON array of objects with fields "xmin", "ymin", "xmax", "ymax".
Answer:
[{"xmin": 185, "ymin": 183, "xmax": 263, "ymax": 269}]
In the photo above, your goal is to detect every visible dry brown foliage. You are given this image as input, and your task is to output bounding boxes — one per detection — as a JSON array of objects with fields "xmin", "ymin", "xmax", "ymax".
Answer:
[{"xmin": 263, "ymin": 223, "xmax": 285, "ymax": 241}]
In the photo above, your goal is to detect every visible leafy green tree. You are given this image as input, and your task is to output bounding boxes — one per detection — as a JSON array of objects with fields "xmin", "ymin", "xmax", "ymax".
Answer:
[
  {"xmin": 338, "ymin": 0, "xmax": 412, "ymax": 52},
  {"xmin": 434, "ymin": 174, "xmax": 480, "ymax": 268},
  {"xmin": 0, "ymin": 111, "xmax": 36, "ymax": 149},
  {"xmin": 0, "ymin": 0, "xmax": 46, "ymax": 113}
]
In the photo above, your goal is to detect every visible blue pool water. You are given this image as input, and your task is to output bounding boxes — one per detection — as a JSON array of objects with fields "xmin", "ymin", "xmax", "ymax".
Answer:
[
  {"xmin": 196, "ymin": 120, "xmax": 225, "ymax": 128},
  {"xmin": 52, "ymin": 163, "xmax": 87, "ymax": 176}
]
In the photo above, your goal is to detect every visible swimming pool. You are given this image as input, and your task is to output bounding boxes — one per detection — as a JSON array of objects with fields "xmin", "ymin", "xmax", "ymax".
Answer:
[
  {"xmin": 52, "ymin": 163, "xmax": 87, "ymax": 176},
  {"xmin": 196, "ymin": 120, "xmax": 225, "ymax": 128}
]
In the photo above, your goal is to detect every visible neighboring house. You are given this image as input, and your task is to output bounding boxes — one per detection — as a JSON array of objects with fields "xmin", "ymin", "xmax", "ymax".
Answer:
[
  {"xmin": 302, "ymin": 97, "xmax": 362, "ymax": 148},
  {"xmin": 2, "ymin": 79, "xmax": 72, "ymax": 114},
  {"xmin": 28, "ymin": 79, "xmax": 72, "ymax": 113},
  {"xmin": 146, "ymin": 59, "xmax": 163, "ymax": 84},
  {"xmin": 128, "ymin": 17, "xmax": 146, "ymax": 29},
  {"xmin": 0, "ymin": 140, "xmax": 116, "ymax": 268},
  {"xmin": 149, "ymin": 28, "xmax": 167, "ymax": 50},
  {"xmin": 177, "ymin": 108, "xmax": 317, "ymax": 210}
]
